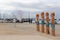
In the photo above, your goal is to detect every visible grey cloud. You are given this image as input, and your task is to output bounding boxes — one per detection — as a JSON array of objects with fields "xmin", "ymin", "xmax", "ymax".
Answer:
[{"xmin": 6, "ymin": 2, "xmax": 45, "ymax": 9}]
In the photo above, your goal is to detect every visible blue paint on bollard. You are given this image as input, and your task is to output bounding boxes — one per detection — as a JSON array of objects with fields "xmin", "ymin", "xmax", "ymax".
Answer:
[
  {"xmin": 41, "ymin": 20, "xmax": 44, "ymax": 24},
  {"xmin": 36, "ymin": 21, "xmax": 39, "ymax": 25},
  {"xmin": 51, "ymin": 23, "xmax": 55, "ymax": 31},
  {"xmin": 46, "ymin": 22, "xmax": 49, "ymax": 27}
]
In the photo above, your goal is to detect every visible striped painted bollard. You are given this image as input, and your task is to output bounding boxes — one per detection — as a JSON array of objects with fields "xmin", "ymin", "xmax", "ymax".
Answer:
[
  {"xmin": 46, "ymin": 12, "xmax": 50, "ymax": 34},
  {"xmin": 36, "ymin": 14, "xmax": 39, "ymax": 31},
  {"xmin": 51, "ymin": 12, "xmax": 55, "ymax": 36},
  {"xmin": 41, "ymin": 12, "xmax": 44, "ymax": 33}
]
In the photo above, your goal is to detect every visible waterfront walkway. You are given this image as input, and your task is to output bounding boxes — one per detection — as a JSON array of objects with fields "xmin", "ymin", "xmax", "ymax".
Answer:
[{"xmin": 0, "ymin": 23, "xmax": 60, "ymax": 40}]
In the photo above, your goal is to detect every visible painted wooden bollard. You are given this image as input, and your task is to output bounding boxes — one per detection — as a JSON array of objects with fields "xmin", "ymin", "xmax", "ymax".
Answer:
[
  {"xmin": 36, "ymin": 14, "xmax": 39, "ymax": 31},
  {"xmin": 46, "ymin": 12, "xmax": 50, "ymax": 34},
  {"xmin": 41, "ymin": 12, "xmax": 44, "ymax": 33},
  {"xmin": 51, "ymin": 12, "xmax": 55, "ymax": 36}
]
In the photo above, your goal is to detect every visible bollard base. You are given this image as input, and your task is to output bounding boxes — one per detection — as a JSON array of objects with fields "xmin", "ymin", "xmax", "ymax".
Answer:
[
  {"xmin": 46, "ymin": 27, "xmax": 50, "ymax": 34},
  {"xmin": 41, "ymin": 25, "xmax": 44, "ymax": 33},
  {"xmin": 51, "ymin": 30, "xmax": 55, "ymax": 36},
  {"xmin": 36, "ymin": 25, "xmax": 40, "ymax": 31}
]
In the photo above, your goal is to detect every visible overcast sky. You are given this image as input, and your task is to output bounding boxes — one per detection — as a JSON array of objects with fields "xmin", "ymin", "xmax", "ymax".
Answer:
[
  {"xmin": 0, "ymin": 0, "xmax": 60, "ymax": 19},
  {"xmin": 0, "ymin": 0, "xmax": 60, "ymax": 11}
]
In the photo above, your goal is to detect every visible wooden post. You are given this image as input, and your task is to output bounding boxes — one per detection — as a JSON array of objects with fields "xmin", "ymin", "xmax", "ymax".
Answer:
[
  {"xmin": 46, "ymin": 12, "xmax": 50, "ymax": 34},
  {"xmin": 51, "ymin": 12, "xmax": 55, "ymax": 36},
  {"xmin": 41, "ymin": 12, "xmax": 44, "ymax": 33},
  {"xmin": 36, "ymin": 14, "xmax": 39, "ymax": 31}
]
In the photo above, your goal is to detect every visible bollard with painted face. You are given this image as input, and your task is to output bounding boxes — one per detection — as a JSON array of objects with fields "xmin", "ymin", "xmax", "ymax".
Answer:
[
  {"xmin": 46, "ymin": 12, "xmax": 50, "ymax": 34},
  {"xmin": 51, "ymin": 12, "xmax": 55, "ymax": 36},
  {"xmin": 41, "ymin": 12, "xmax": 44, "ymax": 33},
  {"xmin": 36, "ymin": 14, "xmax": 39, "ymax": 31}
]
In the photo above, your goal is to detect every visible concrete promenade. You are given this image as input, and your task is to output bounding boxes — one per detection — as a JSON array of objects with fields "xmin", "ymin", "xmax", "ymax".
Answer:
[{"xmin": 0, "ymin": 23, "xmax": 60, "ymax": 40}]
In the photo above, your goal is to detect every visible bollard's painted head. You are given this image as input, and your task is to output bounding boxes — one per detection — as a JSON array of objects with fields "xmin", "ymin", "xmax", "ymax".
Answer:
[
  {"xmin": 36, "ymin": 14, "xmax": 39, "ymax": 17},
  {"xmin": 41, "ymin": 12, "xmax": 44, "ymax": 18},
  {"xmin": 46, "ymin": 12, "xmax": 49, "ymax": 22},
  {"xmin": 46, "ymin": 12, "xmax": 49, "ymax": 16},
  {"xmin": 51, "ymin": 12, "xmax": 55, "ymax": 24},
  {"xmin": 51, "ymin": 12, "xmax": 55, "ymax": 17},
  {"xmin": 36, "ymin": 14, "xmax": 39, "ymax": 21}
]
